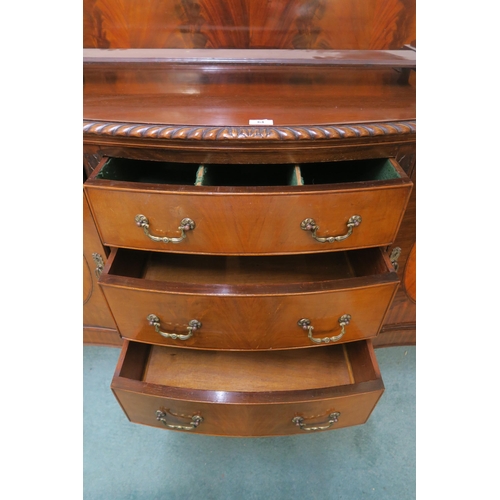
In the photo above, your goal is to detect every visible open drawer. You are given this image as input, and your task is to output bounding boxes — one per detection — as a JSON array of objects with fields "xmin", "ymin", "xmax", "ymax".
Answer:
[
  {"xmin": 84, "ymin": 156, "xmax": 412, "ymax": 255},
  {"xmin": 99, "ymin": 247, "xmax": 399, "ymax": 350},
  {"xmin": 111, "ymin": 339, "xmax": 384, "ymax": 437}
]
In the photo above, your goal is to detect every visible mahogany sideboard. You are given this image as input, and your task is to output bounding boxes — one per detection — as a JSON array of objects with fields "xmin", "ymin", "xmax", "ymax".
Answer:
[{"xmin": 83, "ymin": 0, "xmax": 415, "ymax": 437}]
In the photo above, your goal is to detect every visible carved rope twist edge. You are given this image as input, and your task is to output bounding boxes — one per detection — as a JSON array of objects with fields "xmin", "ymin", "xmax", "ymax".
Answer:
[{"xmin": 83, "ymin": 120, "xmax": 416, "ymax": 141}]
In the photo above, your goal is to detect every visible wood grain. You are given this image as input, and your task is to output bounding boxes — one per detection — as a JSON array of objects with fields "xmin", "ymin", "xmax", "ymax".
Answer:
[
  {"xmin": 83, "ymin": 65, "xmax": 416, "ymax": 129},
  {"xmin": 99, "ymin": 247, "xmax": 399, "ymax": 350},
  {"xmin": 111, "ymin": 339, "xmax": 384, "ymax": 436},
  {"xmin": 380, "ymin": 165, "xmax": 416, "ymax": 337},
  {"xmin": 84, "ymin": 0, "xmax": 415, "ymax": 50},
  {"xmin": 84, "ymin": 0, "xmax": 416, "ymax": 437},
  {"xmin": 84, "ymin": 157, "xmax": 412, "ymax": 255},
  {"xmin": 404, "ymin": 243, "xmax": 416, "ymax": 302},
  {"xmin": 143, "ymin": 345, "xmax": 353, "ymax": 391},
  {"xmin": 83, "ymin": 326, "xmax": 122, "ymax": 347},
  {"xmin": 83, "ymin": 192, "xmax": 117, "ymax": 331}
]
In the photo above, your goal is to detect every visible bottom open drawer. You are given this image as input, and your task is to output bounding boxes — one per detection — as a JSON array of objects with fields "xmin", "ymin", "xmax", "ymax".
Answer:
[{"xmin": 111, "ymin": 340, "xmax": 384, "ymax": 437}]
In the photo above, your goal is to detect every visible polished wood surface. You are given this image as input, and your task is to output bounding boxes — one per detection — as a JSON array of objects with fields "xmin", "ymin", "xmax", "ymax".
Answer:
[
  {"xmin": 376, "ymin": 163, "xmax": 416, "ymax": 346},
  {"xmin": 84, "ymin": 0, "xmax": 415, "ymax": 50},
  {"xmin": 83, "ymin": 326, "xmax": 122, "ymax": 348},
  {"xmin": 144, "ymin": 344, "xmax": 353, "ymax": 391},
  {"xmin": 141, "ymin": 250, "xmax": 357, "ymax": 285},
  {"xmin": 404, "ymin": 243, "xmax": 416, "ymax": 302},
  {"xmin": 83, "ymin": 64, "xmax": 415, "ymax": 128},
  {"xmin": 83, "ymin": 192, "xmax": 120, "ymax": 345},
  {"xmin": 99, "ymin": 247, "xmax": 398, "ymax": 350},
  {"xmin": 112, "ymin": 340, "xmax": 384, "ymax": 436},
  {"xmin": 83, "ymin": 145, "xmax": 417, "ymax": 349},
  {"xmin": 85, "ymin": 0, "xmax": 416, "ymax": 437},
  {"xmin": 83, "ymin": 72, "xmax": 416, "ymax": 348},
  {"xmin": 84, "ymin": 157, "xmax": 412, "ymax": 255}
]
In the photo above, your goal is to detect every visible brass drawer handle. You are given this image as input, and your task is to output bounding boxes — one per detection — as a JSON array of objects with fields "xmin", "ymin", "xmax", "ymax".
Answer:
[
  {"xmin": 147, "ymin": 314, "xmax": 201, "ymax": 340},
  {"xmin": 156, "ymin": 409, "xmax": 203, "ymax": 431},
  {"xmin": 292, "ymin": 412, "xmax": 341, "ymax": 431},
  {"xmin": 135, "ymin": 214, "xmax": 195, "ymax": 243},
  {"xmin": 91, "ymin": 252, "xmax": 104, "ymax": 278},
  {"xmin": 301, "ymin": 215, "xmax": 361, "ymax": 243},
  {"xmin": 298, "ymin": 315, "xmax": 351, "ymax": 344}
]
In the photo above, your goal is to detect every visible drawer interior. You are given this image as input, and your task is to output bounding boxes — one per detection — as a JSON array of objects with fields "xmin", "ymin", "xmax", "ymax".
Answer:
[
  {"xmin": 107, "ymin": 247, "xmax": 392, "ymax": 287},
  {"xmin": 118, "ymin": 341, "xmax": 379, "ymax": 393},
  {"xmin": 196, "ymin": 164, "xmax": 303, "ymax": 186},
  {"xmin": 93, "ymin": 157, "xmax": 402, "ymax": 187},
  {"xmin": 95, "ymin": 158, "xmax": 201, "ymax": 185},
  {"xmin": 299, "ymin": 158, "xmax": 400, "ymax": 184}
]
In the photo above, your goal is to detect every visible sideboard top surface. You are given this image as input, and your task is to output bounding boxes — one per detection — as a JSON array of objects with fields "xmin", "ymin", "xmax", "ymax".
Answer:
[
  {"xmin": 83, "ymin": 62, "xmax": 415, "ymax": 128},
  {"xmin": 83, "ymin": 0, "xmax": 415, "ymax": 145}
]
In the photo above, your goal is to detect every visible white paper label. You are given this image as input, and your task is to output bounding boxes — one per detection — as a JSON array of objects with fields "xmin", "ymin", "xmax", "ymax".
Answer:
[{"xmin": 249, "ymin": 119, "xmax": 274, "ymax": 125}]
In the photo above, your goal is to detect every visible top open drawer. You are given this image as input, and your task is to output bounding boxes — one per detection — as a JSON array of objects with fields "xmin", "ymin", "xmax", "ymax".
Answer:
[{"xmin": 84, "ymin": 157, "xmax": 412, "ymax": 255}]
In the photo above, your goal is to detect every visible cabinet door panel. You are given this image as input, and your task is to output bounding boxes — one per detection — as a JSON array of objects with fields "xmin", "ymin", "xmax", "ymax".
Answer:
[
  {"xmin": 83, "ymin": 192, "xmax": 121, "ymax": 346},
  {"xmin": 377, "ymin": 164, "xmax": 416, "ymax": 347}
]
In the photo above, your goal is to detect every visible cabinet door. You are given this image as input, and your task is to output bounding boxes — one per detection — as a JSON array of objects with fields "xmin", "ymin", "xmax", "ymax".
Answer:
[
  {"xmin": 376, "ymin": 161, "xmax": 416, "ymax": 347},
  {"xmin": 83, "ymin": 192, "xmax": 121, "ymax": 346}
]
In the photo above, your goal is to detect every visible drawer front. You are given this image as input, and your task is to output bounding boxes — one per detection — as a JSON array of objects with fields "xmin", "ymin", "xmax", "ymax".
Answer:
[
  {"xmin": 112, "ymin": 388, "xmax": 383, "ymax": 437},
  {"xmin": 85, "ymin": 158, "xmax": 412, "ymax": 255},
  {"xmin": 102, "ymin": 283, "xmax": 398, "ymax": 350},
  {"xmin": 100, "ymin": 248, "xmax": 399, "ymax": 350},
  {"xmin": 111, "ymin": 340, "xmax": 384, "ymax": 437}
]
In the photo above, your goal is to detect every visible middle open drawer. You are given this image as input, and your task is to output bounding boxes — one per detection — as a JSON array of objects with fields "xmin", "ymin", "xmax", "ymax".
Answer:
[{"xmin": 99, "ymin": 247, "xmax": 399, "ymax": 350}]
